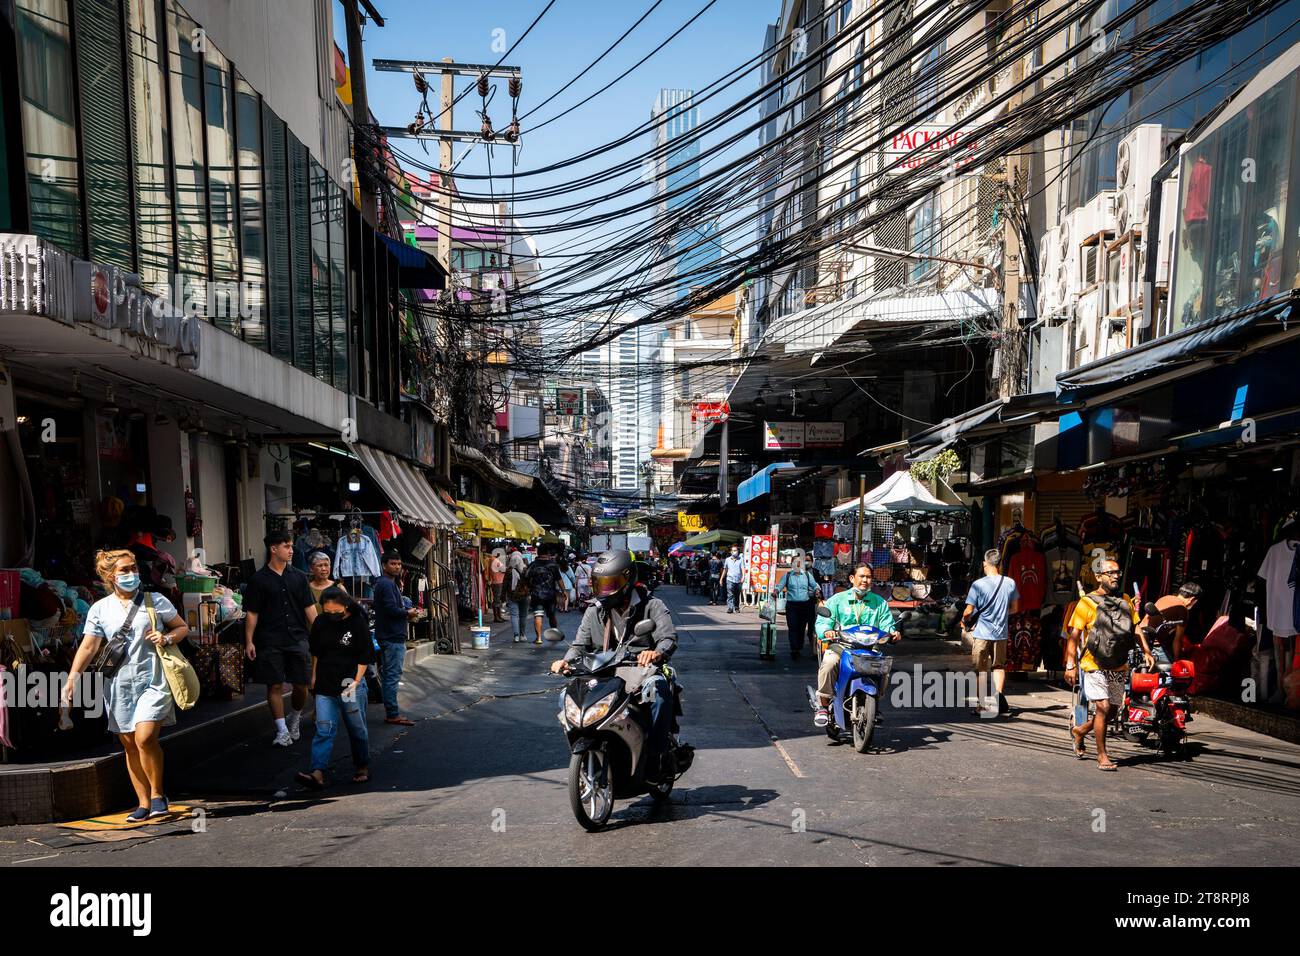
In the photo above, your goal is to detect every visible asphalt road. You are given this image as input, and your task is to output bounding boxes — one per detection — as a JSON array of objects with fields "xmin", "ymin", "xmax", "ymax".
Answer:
[{"xmin": 4, "ymin": 587, "xmax": 1298, "ymax": 866}]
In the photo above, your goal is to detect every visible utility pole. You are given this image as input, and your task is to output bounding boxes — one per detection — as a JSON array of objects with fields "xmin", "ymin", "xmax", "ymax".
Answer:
[
  {"xmin": 373, "ymin": 59, "xmax": 524, "ymax": 274},
  {"xmin": 999, "ymin": 11, "xmax": 1027, "ymax": 399},
  {"xmin": 342, "ymin": 0, "xmax": 379, "ymax": 227}
]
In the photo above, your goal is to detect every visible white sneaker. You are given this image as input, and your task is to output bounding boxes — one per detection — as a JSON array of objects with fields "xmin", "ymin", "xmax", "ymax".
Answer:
[
  {"xmin": 272, "ymin": 729, "xmax": 293, "ymax": 747},
  {"xmin": 285, "ymin": 711, "xmax": 302, "ymax": 741}
]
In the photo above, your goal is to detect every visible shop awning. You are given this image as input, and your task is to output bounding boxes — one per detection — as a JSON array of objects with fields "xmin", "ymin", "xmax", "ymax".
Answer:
[
  {"xmin": 904, "ymin": 391, "xmax": 1065, "ymax": 462},
  {"xmin": 456, "ymin": 501, "xmax": 512, "ymax": 536},
  {"xmin": 1056, "ymin": 294, "xmax": 1297, "ymax": 403},
  {"xmin": 682, "ymin": 529, "xmax": 744, "ymax": 548},
  {"xmin": 350, "ymin": 443, "xmax": 458, "ymax": 529},
  {"xmin": 378, "ymin": 233, "xmax": 446, "ymax": 289},
  {"xmin": 737, "ymin": 462, "xmax": 798, "ymax": 504},
  {"xmin": 500, "ymin": 511, "xmax": 544, "ymax": 541}
]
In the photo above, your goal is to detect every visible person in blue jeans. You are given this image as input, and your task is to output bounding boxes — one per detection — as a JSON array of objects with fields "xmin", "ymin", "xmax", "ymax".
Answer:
[
  {"xmin": 373, "ymin": 550, "xmax": 421, "ymax": 726},
  {"xmin": 721, "ymin": 545, "xmax": 745, "ymax": 613},
  {"xmin": 297, "ymin": 587, "xmax": 373, "ymax": 788}
]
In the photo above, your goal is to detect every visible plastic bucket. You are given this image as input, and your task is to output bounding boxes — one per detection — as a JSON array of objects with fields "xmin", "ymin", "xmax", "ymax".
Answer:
[{"xmin": 470, "ymin": 626, "xmax": 491, "ymax": 650}]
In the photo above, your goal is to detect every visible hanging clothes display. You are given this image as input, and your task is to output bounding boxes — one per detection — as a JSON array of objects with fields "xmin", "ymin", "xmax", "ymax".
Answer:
[
  {"xmin": 1257, "ymin": 537, "xmax": 1300, "ymax": 637},
  {"xmin": 1006, "ymin": 612, "xmax": 1042, "ymax": 673},
  {"xmin": 1041, "ymin": 521, "xmax": 1083, "ymax": 607},
  {"xmin": 1078, "ymin": 508, "xmax": 1126, "ymax": 590},
  {"xmin": 334, "ymin": 530, "xmax": 381, "ymax": 581},
  {"xmin": 1007, "ymin": 536, "xmax": 1047, "ymax": 611}
]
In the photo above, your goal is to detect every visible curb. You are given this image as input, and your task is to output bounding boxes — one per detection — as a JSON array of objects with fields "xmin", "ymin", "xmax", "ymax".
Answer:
[{"xmin": 1190, "ymin": 695, "xmax": 1300, "ymax": 744}]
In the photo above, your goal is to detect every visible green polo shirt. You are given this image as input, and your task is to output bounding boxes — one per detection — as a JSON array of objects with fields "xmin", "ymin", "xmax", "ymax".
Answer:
[{"xmin": 814, "ymin": 588, "xmax": 896, "ymax": 644}]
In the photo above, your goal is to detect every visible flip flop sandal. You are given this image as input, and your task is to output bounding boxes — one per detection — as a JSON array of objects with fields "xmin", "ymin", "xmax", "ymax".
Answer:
[
  {"xmin": 352, "ymin": 769, "xmax": 370, "ymax": 784},
  {"xmin": 1072, "ymin": 733, "xmax": 1088, "ymax": 759},
  {"xmin": 1097, "ymin": 761, "xmax": 1118, "ymax": 772},
  {"xmin": 295, "ymin": 771, "xmax": 327, "ymax": 790}
]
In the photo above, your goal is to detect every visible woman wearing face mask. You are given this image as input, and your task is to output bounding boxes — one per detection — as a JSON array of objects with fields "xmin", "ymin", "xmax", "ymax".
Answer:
[
  {"xmin": 297, "ymin": 586, "xmax": 374, "ymax": 788},
  {"xmin": 64, "ymin": 550, "xmax": 189, "ymax": 822},
  {"xmin": 780, "ymin": 554, "xmax": 820, "ymax": 661}
]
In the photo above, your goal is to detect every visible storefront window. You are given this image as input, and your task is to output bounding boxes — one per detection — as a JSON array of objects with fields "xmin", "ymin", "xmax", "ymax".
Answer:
[
  {"xmin": 205, "ymin": 44, "xmax": 240, "ymax": 310},
  {"xmin": 16, "ymin": 0, "xmax": 84, "ymax": 256},
  {"xmin": 1172, "ymin": 73, "xmax": 1294, "ymax": 330},
  {"xmin": 167, "ymin": 1, "xmax": 209, "ymax": 289},
  {"xmin": 310, "ymin": 159, "xmax": 332, "ymax": 384},
  {"xmin": 263, "ymin": 107, "xmax": 292, "ymax": 361},
  {"xmin": 235, "ymin": 73, "xmax": 266, "ymax": 349},
  {"xmin": 288, "ymin": 134, "xmax": 314, "ymax": 374},
  {"xmin": 127, "ymin": 0, "xmax": 175, "ymax": 289},
  {"xmin": 73, "ymin": 0, "xmax": 135, "ymax": 271}
]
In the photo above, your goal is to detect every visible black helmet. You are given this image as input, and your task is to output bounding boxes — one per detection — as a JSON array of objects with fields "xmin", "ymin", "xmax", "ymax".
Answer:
[{"xmin": 591, "ymin": 549, "xmax": 636, "ymax": 606}]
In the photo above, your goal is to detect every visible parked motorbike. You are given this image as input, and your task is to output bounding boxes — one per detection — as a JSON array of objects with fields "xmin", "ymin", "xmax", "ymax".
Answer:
[
  {"xmin": 1118, "ymin": 605, "xmax": 1195, "ymax": 758},
  {"xmin": 550, "ymin": 619, "xmax": 694, "ymax": 832},
  {"xmin": 807, "ymin": 606, "xmax": 893, "ymax": 753}
]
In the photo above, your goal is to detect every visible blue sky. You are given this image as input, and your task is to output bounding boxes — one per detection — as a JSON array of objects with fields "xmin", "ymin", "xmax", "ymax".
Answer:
[{"xmin": 334, "ymin": 0, "xmax": 772, "ymax": 279}]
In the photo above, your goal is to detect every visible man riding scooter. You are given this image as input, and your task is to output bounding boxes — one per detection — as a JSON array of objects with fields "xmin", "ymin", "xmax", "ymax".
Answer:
[
  {"xmin": 812, "ymin": 564, "xmax": 901, "ymax": 727},
  {"xmin": 550, "ymin": 550, "xmax": 678, "ymax": 779}
]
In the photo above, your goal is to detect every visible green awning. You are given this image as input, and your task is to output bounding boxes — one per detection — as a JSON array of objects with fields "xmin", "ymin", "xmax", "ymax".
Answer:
[{"xmin": 681, "ymin": 529, "xmax": 744, "ymax": 548}]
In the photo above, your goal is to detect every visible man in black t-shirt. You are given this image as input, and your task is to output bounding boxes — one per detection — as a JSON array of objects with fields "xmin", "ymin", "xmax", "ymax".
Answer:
[
  {"xmin": 525, "ymin": 551, "xmax": 561, "ymax": 644},
  {"xmin": 244, "ymin": 530, "xmax": 318, "ymax": 747}
]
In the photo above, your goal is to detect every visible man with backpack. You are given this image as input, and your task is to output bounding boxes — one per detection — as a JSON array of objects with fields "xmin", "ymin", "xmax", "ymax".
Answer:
[
  {"xmin": 1065, "ymin": 558, "xmax": 1155, "ymax": 770},
  {"xmin": 525, "ymin": 549, "xmax": 562, "ymax": 645}
]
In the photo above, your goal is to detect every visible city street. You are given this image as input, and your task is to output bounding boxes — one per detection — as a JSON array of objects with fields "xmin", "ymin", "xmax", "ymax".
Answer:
[{"xmin": 5, "ymin": 586, "xmax": 1296, "ymax": 867}]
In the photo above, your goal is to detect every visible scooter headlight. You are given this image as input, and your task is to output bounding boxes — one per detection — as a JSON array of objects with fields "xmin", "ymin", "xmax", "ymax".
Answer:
[
  {"xmin": 583, "ymin": 693, "xmax": 617, "ymax": 726},
  {"xmin": 563, "ymin": 696, "xmax": 583, "ymax": 728}
]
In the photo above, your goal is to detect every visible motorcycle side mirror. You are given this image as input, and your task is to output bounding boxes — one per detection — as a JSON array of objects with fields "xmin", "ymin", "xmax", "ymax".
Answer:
[
  {"xmin": 543, "ymin": 628, "xmax": 564, "ymax": 643},
  {"xmin": 1143, "ymin": 602, "xmax": 1159, "ymax": 617},
  {"xmin": 633, "ymin": 619, "xmax": 656, "ymax": 637},
  {"xmin": 816, "ymin": 606, "xmax": 833, "ymax": 618}
]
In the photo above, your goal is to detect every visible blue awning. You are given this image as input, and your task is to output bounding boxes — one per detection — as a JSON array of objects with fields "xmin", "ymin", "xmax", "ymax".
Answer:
[
  {"xmin": 737, "ymin": 462, "xmax": 797, "ymax": 505},
  {"xmin": 379, "ymin": 234, "xmax": 446, "ymax": 290}
]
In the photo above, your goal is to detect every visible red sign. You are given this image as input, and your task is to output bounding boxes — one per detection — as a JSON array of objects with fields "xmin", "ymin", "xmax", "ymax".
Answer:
[
  {"xmin": 691, "ymin": 401, "xmax": 730, "ymax": 424},
  {"xmin": 746, "ymin": 534, "xmax": 776, "ymax": 592}
]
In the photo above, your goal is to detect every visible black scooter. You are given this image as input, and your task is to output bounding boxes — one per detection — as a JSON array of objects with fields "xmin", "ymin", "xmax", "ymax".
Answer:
[{"xmin": 549, "ymin": 619, "xmax": 695, "ymax": 832}]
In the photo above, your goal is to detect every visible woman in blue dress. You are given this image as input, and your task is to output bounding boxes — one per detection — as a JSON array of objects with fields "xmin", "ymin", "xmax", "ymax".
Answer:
[{"xmin": 63, "ymin": 549, "xmax": 189, "ymax": 822}]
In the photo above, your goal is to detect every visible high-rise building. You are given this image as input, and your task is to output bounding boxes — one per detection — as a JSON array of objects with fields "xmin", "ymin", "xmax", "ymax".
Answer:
[{"xmin": 650, "ymin": 89, "xmax": 723, "ymax": 304}]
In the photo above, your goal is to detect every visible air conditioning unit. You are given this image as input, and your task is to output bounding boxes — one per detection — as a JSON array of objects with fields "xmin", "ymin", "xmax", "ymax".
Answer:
[
  {"xmin": 1036, "ymin": 226, "xmax": 1061, "ymax": 320},
  {"xmin": 1055, "ymin": 210, "xmax": 1081, "ymax": 312},
  {"xmin": 1078, "ymin": 190, "xmax": 1118, "ymax": 245},
  {"xmin": 1107, "ymin": 235, "xmax": 1141, "ymax": 315},
  {"xmin": 1115, "ymin": 124, "xmax": 1170, "ymax": 238},
  {"xmin": 1073, "ymin": 287, "xmax": 1102, "ymax": 367},
  {"xmin": 1155, "ymin": 174, "xmax": 1180, "ymax": 289}
]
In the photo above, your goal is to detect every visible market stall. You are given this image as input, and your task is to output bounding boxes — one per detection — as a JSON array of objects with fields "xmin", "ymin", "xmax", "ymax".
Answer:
[{"xmin": 829, "ymin": 471, "xmax": 973, "ymax": 613}]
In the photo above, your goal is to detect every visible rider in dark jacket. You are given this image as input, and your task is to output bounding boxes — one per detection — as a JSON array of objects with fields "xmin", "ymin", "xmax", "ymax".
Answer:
[{"xmin": 550, "ymin": 551, "xmax": 678, "ymax": 771}]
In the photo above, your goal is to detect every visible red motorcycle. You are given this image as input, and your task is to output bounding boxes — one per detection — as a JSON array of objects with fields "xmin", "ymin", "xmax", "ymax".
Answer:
[{"xmin": 1119, "ymin": 607, "xmax": 1195, "ymax": 758}]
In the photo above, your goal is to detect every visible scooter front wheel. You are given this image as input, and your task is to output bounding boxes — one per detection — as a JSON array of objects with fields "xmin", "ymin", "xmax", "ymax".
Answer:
[
  {"xmin": 852, "ymin": 692, "xmax": 877, "ymax": 753},
  {"xmin": 569, "ymin": 747, "xmax": 614, "ymax": 832}
]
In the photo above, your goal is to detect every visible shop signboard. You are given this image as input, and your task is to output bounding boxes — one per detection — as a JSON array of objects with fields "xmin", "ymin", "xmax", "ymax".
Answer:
[
  {"xmin": 691, "ymin": 400, "xmax": 730, "ymax": 423},
  {"xmin": 805, "ymin": 422, "xmax": 845, "ymax": 448},
  {"xmin": 677, "ymin": 512, "xmax": 715, "ymax": 533},
  {"xmin": 746, "ymin": 533, "xmax": 776, "ymax": 592},
  {"xmin": 763, "ymin": 421, "xmax": 805, "ymax": 450},
  {"xmin": 556, "ymin": 387, "xmax": 583, "ymax": 416},
  {"xmin": 884, "ymin": 125, "xmax": 981, "ymax": 175}
]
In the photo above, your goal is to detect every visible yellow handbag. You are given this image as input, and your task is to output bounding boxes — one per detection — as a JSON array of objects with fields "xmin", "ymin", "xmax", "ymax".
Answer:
[{"xmin": 146, "ymin": 594, "xmax": 200, "ymax": 711}]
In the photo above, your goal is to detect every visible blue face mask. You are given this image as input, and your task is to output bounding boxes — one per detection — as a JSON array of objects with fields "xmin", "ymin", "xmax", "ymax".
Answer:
[
  {"xmin": 853, "ymin": 585, "xmax": 870, "ymax": 598},
  {"xmin": 116, "ymin": 572, "xmax": 141, "ymax": 592}
]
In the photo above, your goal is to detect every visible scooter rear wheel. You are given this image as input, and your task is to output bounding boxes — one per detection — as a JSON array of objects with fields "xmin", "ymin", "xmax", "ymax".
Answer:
[{"xmin": 569, "ymin": 748, "xmax": 614, "ymax": 832}]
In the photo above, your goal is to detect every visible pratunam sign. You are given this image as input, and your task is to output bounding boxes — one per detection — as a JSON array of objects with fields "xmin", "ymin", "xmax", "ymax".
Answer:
[{"xmin": 885, "ymin": 126, "xmax": 980, "ymax": 175}]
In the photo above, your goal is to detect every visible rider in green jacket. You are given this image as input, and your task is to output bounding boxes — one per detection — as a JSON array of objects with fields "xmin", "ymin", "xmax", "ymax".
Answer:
[{"xmin": 813, "ymin": 564, "xmax": 901, "ymax": 727}]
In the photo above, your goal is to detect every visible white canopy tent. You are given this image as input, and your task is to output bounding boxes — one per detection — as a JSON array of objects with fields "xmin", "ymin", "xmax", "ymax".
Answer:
[{"xmin": 830, "ymin": 470, "xmax": 969, "ymax": 516}]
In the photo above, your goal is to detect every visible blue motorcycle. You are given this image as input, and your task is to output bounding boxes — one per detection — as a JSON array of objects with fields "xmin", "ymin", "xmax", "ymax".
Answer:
[{"xmin": 807, "ymin": 608, "xmax": 894, "ymax": 753}]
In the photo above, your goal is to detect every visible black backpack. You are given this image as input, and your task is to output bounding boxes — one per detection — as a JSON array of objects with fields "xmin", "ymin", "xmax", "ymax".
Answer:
[
  {"xmin": 1085, "ymin": 594, "xmax": 1136, "ymax": 669},
  {"xmin": 527, "ymin": 561, "xmax": 558, "ymax": 600}
]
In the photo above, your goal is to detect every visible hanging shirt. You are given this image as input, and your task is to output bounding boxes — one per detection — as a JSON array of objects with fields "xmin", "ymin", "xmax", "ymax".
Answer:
[
  {"xmin": 1007, "ymin": 545, "xmax": 1047, "ymax": 611},
  {"xmin": 1257, "ymin": 539, "xmax": 1299, "ymax": 637},
  {"xmin": 378, "ymin": 510, "xmax": 401, "ymax": 542},
  {"xmin": 1044, "ymin": 543, "xmax": 1083, "ymax": 606},
  {"xmin": 334, "ymin": 534, "xmax": 381, "ymax": 579}
]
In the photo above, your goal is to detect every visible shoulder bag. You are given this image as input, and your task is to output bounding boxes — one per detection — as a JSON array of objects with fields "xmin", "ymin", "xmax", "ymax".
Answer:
[
  {"xmin": 963, "ymin": 576, "xmax": 1006, "ymax": 636},
  {"xmin": 88, "ymin": 592, "xmax": 144, "ymax": 677},
  {"xmin": 147, "ymin": 594, "xmax": 200, "ymax": 710}
]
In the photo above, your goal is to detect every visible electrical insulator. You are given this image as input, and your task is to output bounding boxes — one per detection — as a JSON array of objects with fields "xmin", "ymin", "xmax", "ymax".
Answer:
[
  {"xmin": 481, "ymin": 117, "xmax": 495, "ymax": 141},
  {"xmin": 504, "ymin": 118, "xmax": 520, "ymax": 143},
  {"xmin": 413, "ymin": 72, "xmax": 427, "ymax": 94},
  {"xmin": 476, "ymin": 74, "xmax": 490, "ymax": 98},
  {"xmin": 508, "ymin": 76, "xmax": 521, "ymax": 98},
  {"xmin": 407, "ymin": 115, "xmax": 426, "ymax": 136}
]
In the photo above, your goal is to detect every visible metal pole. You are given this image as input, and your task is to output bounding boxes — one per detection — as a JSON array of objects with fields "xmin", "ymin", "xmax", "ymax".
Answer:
[
  {"xmin": 854, "ymin": 473, "xmax": 866, "ymax": 567},
  {"xmin": 437, "ymin": 58, "xmax": 454, "ymax": 274}
]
